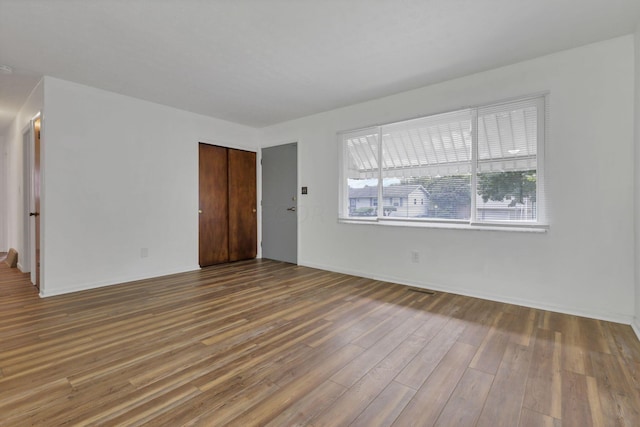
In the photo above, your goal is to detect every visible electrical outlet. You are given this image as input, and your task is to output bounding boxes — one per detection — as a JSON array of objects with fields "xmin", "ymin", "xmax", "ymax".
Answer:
[
  {"xmin": 140, "ymin": 248, "xmax": 149, "ymax": 258},
  {"xmin": 411, "ymin": 250, "xmax": 419, "ymax": 263}
]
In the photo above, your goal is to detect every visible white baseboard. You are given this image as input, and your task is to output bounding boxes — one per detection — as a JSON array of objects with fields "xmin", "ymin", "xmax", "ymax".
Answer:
[
  {"xmin": 299, "ymin": 260, "xmax": 634, "ymax": 325},
  {"xmin": 35, "ymin": 258, "xmax": 636, "ymax": 329},
  {"xmin": 632, "ymin": 319, "xmax": 640, "ymax": 341},
  {"xmin": 39, "ymin": 265, "xmax": 201, "ymax": 298}
]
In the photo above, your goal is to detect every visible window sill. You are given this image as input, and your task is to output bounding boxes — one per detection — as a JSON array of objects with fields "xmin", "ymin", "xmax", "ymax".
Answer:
[{"xmin": 338, "ymin": 217, "xmax": 548, "ymax": 233}]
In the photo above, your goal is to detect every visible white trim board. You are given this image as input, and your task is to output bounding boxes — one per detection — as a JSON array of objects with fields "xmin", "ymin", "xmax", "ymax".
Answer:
[
  {"xmin": 632, "ymin": 319, "xmax": 640, "ymax": 342},
  {"xmin": 39, "ymin": 265, "xmax": 200, "ymax": 298},
  {"xmin": 299, "ymin": 260, "xmax": 634, "ymax": 326}
]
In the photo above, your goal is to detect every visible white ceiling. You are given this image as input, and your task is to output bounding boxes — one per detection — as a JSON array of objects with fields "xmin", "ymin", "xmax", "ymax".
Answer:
[{"xmin": 1, "ymin": 0, "xmax": 639, "ymax": 131}]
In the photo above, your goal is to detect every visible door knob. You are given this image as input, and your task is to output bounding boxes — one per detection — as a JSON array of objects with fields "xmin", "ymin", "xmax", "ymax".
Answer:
[
  {"xmin": 29, "ymin": 212, "xmax": 40, "ymax": 217},
  {"xmin": 252, "ymin": 208, "xmax": 257, "ymax": 213},
  {"xmin": 287, "ymin": 207, "xmax": 296, "ymax": 212},
  {"xmin": 198, "ymin": 210, "xmax": 203, "ymax": 214}
]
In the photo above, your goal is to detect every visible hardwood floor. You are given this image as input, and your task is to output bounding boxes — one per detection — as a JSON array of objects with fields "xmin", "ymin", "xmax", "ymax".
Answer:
[{"xmin": 1, "ymin": 259, "xmax": 640, "ymax": 426}]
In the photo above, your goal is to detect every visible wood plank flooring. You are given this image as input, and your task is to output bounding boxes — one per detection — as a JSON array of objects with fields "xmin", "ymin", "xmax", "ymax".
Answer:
[{"xmin": 1, "ymin": 259, "xmax": 640, "ymax": 426}]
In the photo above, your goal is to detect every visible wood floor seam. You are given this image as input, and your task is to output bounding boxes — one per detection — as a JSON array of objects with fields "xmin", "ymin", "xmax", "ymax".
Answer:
[{"xmin": 1, "ymin": 259, "xmax": 639, "ymax": 426}]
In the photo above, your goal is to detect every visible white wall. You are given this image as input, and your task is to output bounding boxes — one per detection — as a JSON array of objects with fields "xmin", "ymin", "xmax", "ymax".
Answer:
[
  {"xmin": 634, "ymin": 23, "xmax": 640, "ymax": 334},
  {"xmin": 1, "ymin": 79, "xmax": 44, "ymax": 265},
  {"xmin": 40, "ymin": 77, "xmax": 257, "ymax": 296},
  {"xmin": 0, "ymin": 133, "xmax": 6, "ymax": 252},
  {"xmin": 260, "ymin": 35, "xmax": 636, "ymax": 323}
]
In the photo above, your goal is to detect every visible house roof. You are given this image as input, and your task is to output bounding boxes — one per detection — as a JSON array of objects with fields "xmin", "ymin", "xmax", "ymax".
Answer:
[{"xmin": 349, "ymin": 185, "xmax": 427, "ymax": 199}]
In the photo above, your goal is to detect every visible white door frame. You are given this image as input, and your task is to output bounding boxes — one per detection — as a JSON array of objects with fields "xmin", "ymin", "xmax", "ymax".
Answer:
[
  {"xmin": 260, "ymin": 142, "xmax": 299, "ymax": 264},
  {"xmin": 21, "ymin": 123, "xmax": 32, "ymax": 274},
  {"xmin": 21, "ymin": 115, "xmax": 39, "ymax": 287}
]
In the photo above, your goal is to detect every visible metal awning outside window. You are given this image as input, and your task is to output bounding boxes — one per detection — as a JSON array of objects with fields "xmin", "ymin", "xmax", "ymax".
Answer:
[{"xmin": 344, "ymin": 100, "xmax": 538, "ymax": 179}]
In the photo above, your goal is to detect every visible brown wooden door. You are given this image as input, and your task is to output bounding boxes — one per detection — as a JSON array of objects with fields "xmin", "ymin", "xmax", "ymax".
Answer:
[
  {"xmin": 33, "ymin": 117, "xmax": 41, "ymax": 290},
  {"xmin": 199, "ymin": 144, "xmax": 229, "ymax": 266},
  {"xmin": 228, "ymin": 149, "xmax": 257, "ymax": 261}
]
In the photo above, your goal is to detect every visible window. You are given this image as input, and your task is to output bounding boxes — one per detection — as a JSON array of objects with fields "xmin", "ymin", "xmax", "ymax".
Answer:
[{"xmin": 339, "ymin": 95, "xmax": 546, "ymax": 228}]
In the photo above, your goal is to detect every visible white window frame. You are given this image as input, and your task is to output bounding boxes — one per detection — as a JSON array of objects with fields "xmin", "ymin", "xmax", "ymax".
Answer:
[{"xmin": 338, "ymin": 94, "xmax": 548, "ymax": 231}]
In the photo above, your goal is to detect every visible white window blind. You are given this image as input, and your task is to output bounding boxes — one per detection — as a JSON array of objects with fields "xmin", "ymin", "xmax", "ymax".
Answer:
[
  {"xmin": 477, "ymin": 99, "xmax": 538, "ymax": 173},
  {"xmin": 341, "ymin": 128, "xmax": 380, "ymax": 218},
  {"xmin": 381, "ymin": 110, "xmax": 473, "ymax": 178},
  {"xmin": 339, "ymin": 95, "xmax": 546, "ymax": 227},
  {"xmin": 343, "ymin": 128, "xmax": 379, "ymax": 179},
  {"xmin": 475, "ymin": 97, "xmax": 544, "ymax": 223}
]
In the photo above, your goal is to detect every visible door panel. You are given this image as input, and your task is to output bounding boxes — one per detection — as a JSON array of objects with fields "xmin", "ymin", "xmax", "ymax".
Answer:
[
  {"xmin": 262, "ymin": 143, "xmax": 297, "ymax": 263},
  {"xmin": 33, "ymin": 118, "xmax": 41, "ymax": 289},
  {"xmin": 199, "ymin": 144, "xmax": 229, "ymax": 266},
  {"xmin": 228, "ymin": 149, "xmax": 257, "ymax": 262}
]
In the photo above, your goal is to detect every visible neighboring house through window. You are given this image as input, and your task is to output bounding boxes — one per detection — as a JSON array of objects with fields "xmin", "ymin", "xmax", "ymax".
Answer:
[
  {"xmin": 349, "ymin": 184, "xmax": 429, "ymax": 217},
  {"xmin": 339, "ymin": 95, "xmax": 546, "ymax": 228}
]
